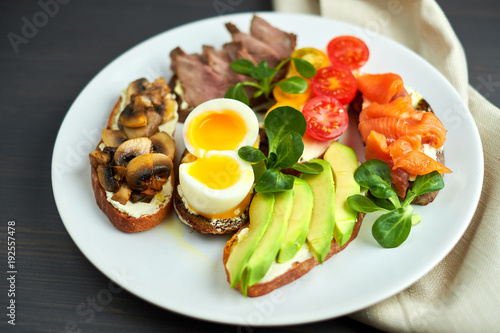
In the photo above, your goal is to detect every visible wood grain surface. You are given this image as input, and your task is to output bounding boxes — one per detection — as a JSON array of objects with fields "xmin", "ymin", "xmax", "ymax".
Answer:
[{"xmin": 0, "ymin": 0, "xmax": 498, "ymax": 332}]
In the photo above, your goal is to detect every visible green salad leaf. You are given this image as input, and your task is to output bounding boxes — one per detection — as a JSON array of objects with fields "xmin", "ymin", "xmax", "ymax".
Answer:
[
  {"xmin": 372, "ymin": 206, "xmax": 413, "ymax": 248},
  {"xmin": 347, "ymin": 194, "xmax": 391, "ymax": 213},
  {"xmin": 348, "ymin": 159, "xmax": 445, "ymax": 248},
  {"xmin": 264, "ymin": 106, "xmax": 306, "ymax": 153},
  {"xmin": 255, "ymin": 169, "xmax": 295, "ymax": 193},
  {"xmin": 225, "ymin": 57, "xmax": 316, "ymax": 104},
  {"xmin": 230, "ymin": 59, "xmax": 254, "ymax": 76},
  {"xmin": 277, "ymin": 76, "xmax": 308, "ymax": 94},
  {"xmin": 238, "ymin": 106, "xmax": 323, "ymax": 193},
  {"xmin": 225, "ymin": 82, "xmax": 249, "ymax": 106},
  {"xmin": 291, "ymin": 161, "xmax": 324, "ymax": 174},
  {"xmin": 402, "ymin": 171, "xmax": 444, "ymax": 206},
  {"xmin": 238, "ymin": 146, "xmax": 266, "ymax": 163}
]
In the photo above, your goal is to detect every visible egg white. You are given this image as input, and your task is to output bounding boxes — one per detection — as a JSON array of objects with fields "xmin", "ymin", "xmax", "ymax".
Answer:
[
  {"xmin": 178, "ymin": 150, "xmax": 254, "ymax": 216},
  {"xmin": 182, "ymin": 98, "xmax": 259, "ymax": 158}
]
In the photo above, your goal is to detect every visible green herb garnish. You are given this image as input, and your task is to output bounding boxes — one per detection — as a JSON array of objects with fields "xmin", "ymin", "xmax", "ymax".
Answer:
[
  {"xmin": 224, "ymin": 58, "xmax": 316, "ymax": 104},
  {"xmin": 347, "ymin": 159, "xmax": 444, "ymax": 248},
  {"xmin": 238, "ymin": 106, "xmax": 323, "ymax": 193}
]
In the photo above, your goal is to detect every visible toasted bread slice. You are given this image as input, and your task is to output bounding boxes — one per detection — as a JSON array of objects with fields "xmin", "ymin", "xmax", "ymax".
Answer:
[
  {"xmin": 91, "ymin": 165, "xmax": 174, "ymax": 232},
  {"xmin": 222, "ymin": 212, "xmax": 364, "ymax": 297},
  {"xmin": 173, "ymin": 184, "xmax": 248, "ymax": 234},
  {"xmin": 90, "ymin": 77, "xmax": 178, "ymax": 232}
]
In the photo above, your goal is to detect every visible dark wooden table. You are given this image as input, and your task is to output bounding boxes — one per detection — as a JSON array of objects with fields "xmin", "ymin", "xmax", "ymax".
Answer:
[{"xmin": 1, "ymin": 1, "xmax": 498, "ymax": 332}]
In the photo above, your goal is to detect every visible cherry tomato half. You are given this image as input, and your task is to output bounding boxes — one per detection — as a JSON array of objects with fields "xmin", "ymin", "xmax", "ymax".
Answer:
[
  {"xmin": 310, "ymin": 66, "xmax": 357, "ymax": 104},
  {"xmin": 327, "ymin": 36, "xmax": 369, "ymax": 70},
  {"xmin": 302, "ymin": 96, "xmax": 349, "ymax": 141}
]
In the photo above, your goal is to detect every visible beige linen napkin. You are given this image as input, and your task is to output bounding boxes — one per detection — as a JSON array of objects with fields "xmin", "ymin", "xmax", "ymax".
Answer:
[{"xmin": 274, "ymin": 0, "xmax": 500, "ymax": 331}]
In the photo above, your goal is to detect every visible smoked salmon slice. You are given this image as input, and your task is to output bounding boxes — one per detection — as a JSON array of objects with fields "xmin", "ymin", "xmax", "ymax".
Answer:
[
  {"xmin": 409, "ymin": 112, "xmax": 447, "ymax": 149},
  {"xmin": 359, "ymin": 95, "xmax": 422, "ymax": 122},
  {"xmin": 389, "ymin": 138, "xmax": 452, "ymax": 175},
  {"xmin": 365, "ymin": 130, "xmax": 391, "ymax": 163},
  {"xmin": 359, "ymin": 112, "xmax": 446, "ymax": 149},
  {"xmin": 359, "ymin": 117, "xmax": 420, "ymax": 143},
  {"xmin": 357, "ymin": 73, "xmax": 404, "ymax": 104}
]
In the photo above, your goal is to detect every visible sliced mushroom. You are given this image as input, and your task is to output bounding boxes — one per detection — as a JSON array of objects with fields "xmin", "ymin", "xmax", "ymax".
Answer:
[
  {"xmin": 111, "ymin": 165, "xmax": 127, "ymax": 181},
  {"xmin": 144, "ymin": 78, "xmax": 169, "ymax": 106},
  {"xmin": 114, "ymin": 137, "xmax": 152, "ymax": 166},
  {"xmin": 150, "ymin": 131, "xmax": 175, "ymax": 161},
  {"xmin": 130, "ymin": 191, "xmax": 154, "ymax": 204},
  {"xmin": 126, "ymin": 78, "xmax": 148, "ymax": 103},
  {"xmin": 135, "ymin": 95, "xmax": 154, "ymax": 112},
  {"xmin": 125, "ymin": 153, "xmax": 173, "ymax": 192},
  {"xmin": 119, "ymin": 103, "xmax": 147, "ymax": 128},
  {"xmin": 123, "ymin": 110, "xmax": 162, "ymax": 139},
  {"xmin": 111, "ymin": 182, "xmax": 132, "ymax": 205},
  {"xmin": 89, "ymin": 150, "xmax": 111, "ymax": 166},
  {"xmin": 102, "ymin": 146, "xmax": 117, "ymax": 161},
  {"xmin": 155, "ymin": 101, "xmax": 166, "ymax": 120},
  {"xmin": 97, "ymin": 165, "xmax": 120, "ymax": 192},
  {"xmin": 101, "ymin": 129, "xmax": 127, "ymax": 147}
]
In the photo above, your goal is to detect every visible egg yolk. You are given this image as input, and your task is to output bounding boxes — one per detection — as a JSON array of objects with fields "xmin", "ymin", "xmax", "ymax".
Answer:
[
  {"xmin": 188, "ymin": 155, "xmax": 241, "ymax": 190},
  {"xmin": 188, "ymin": 110, "xmax": 247, "ymax": 153}
]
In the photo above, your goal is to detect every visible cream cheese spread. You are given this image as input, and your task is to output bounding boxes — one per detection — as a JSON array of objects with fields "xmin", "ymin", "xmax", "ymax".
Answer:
[{"xmin": 105, "ymin": 175, "xmax": 173, "ymax": 218}]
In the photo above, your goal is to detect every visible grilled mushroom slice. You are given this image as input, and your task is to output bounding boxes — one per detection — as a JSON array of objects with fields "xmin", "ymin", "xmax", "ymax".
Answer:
[
  {"xmin": 123, "ymin": 110, "xmax": 162, "ymax": 139},
  {"xmin": 114, "ymin": 137, "xmax": 152, "ymax": 166},
  {"xmin": 102, "ymin": 146, "xmax": 117, "ymax": 161},
  {"xmin": 89, "ymin": 150, "xmax": 111, "ymax": 166},
  {"xmin": 97, "ymin": 165, "xmax": 120, "ymax": 192},
  {"xmin": 141, "ymin": 78, "xmax": 177, "ymax": 124},
  {"xmin": 111, "ymin": 182, "xmax": 132, "ymax": 205},
  {"xmin": 101, "ymin": 129, "xmax": 127, "ymax": 147},
  {"xmin": 119, "ymin": 103, "xmax": 147, "ymax": 128},
  {"xmin": 129, "ymin": 191, "xmax": 154, "ymax": 204},
  {"xmin": 144, "ymin": 78, "xmax": 169, "ymax": 107},
  {"xmin": 111, "ymin": 165, "xmax": 127, "ymax": 181},
  {"xmin": 150, "ymin": 131, "xmax": 175, "ymax": 161},
  {"xmin": 126, "ymin": 78, "xmax": 148, "ymax": 103},
  {"xmin": 125, "ymin": 153, "xmax": 173, "ymax": 192}
]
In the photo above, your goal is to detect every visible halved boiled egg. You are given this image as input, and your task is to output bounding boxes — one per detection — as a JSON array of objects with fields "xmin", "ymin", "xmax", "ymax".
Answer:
[
  {"xmin": 178, "ymin": 150, "xmax": 254, "ymax": 218},
  {"xmin": 183, "ymin": 98, "xmax": 259, "ymax": 158}
]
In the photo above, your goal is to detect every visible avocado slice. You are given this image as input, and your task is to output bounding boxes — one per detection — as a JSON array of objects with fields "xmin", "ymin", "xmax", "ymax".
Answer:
[
  {"xmin": 277, "ymin": 178, "xmax": 314, "ymax": 263},
  {"xmin": 241, "ymin": 190, "xmax": 294, "ymax": 295},
  {"xmin": 300, "ymin": 159, "xmax": 335, "ymax": 263},
  {"xmin": 324, "ymin": 142, "xmax": 360, "ymax": 247},
  {"xmin": 226, "ymin": 192, "xmax": 275, "ymax": 288}
]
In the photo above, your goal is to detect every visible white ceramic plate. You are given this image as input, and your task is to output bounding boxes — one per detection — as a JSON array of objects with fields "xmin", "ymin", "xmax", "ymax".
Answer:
[{"xmin": 52, "ymin": 12, "xmax": 483, "ymax": 326}]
